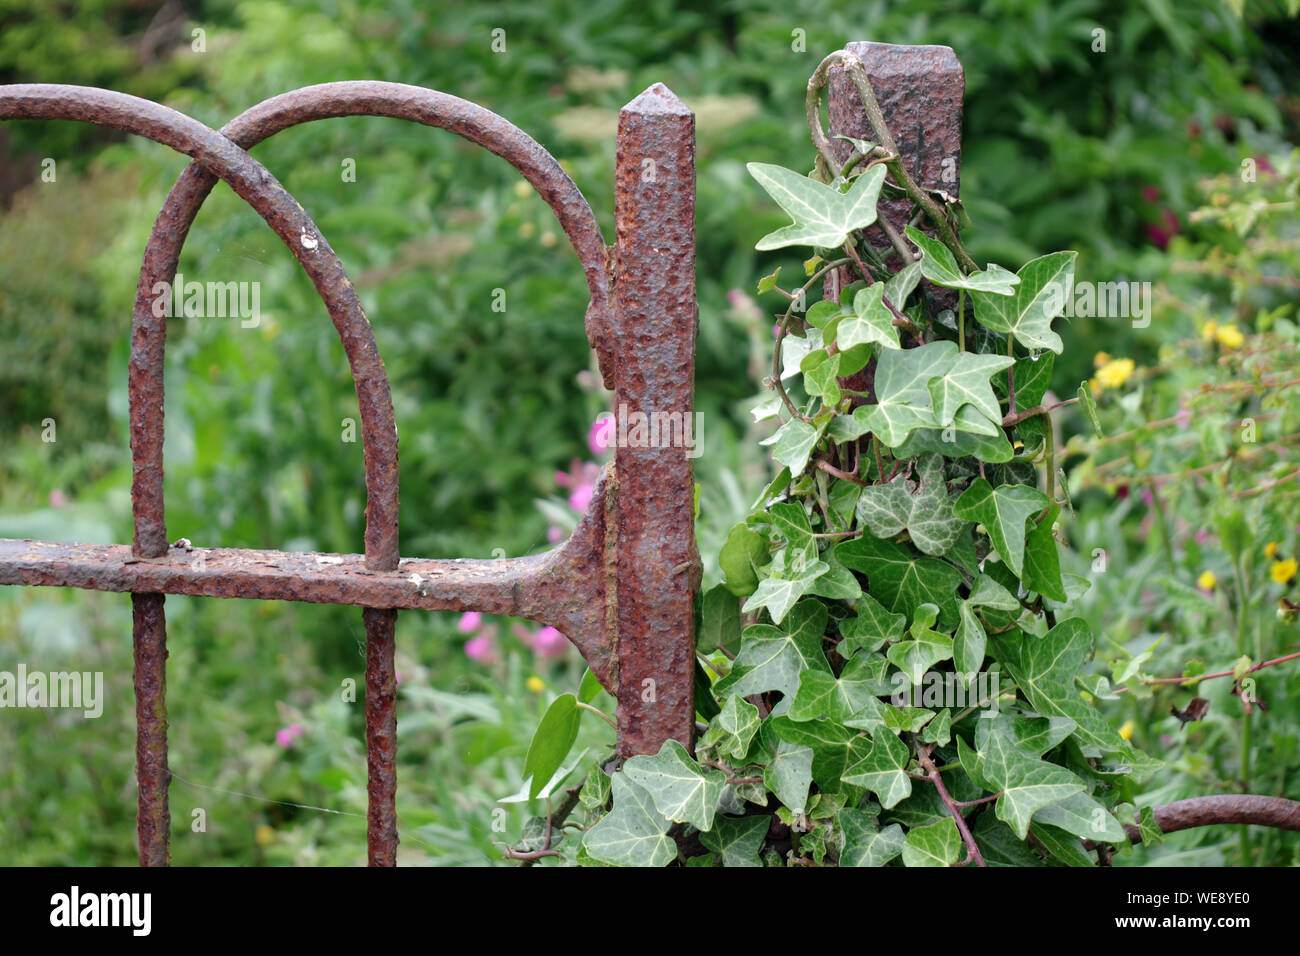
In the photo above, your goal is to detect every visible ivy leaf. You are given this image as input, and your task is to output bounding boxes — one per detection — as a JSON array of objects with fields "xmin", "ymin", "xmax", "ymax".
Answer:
[
  {"xmin": 838, "ymin": 594, "xmax": 906, "ymax": 658},
  {"xmin": 759, "ymin": 501, "xmax": 817, "ymax": 561},
  {"xmin": 715, "ymin": 600, "xmax": 831, "ymax": 714},
  {"xmin": 838, "ymin": 809, "xmax": 905, "ymax": 867},
  {"xmin": 523, "ymin": 693, "xmax": 580, "ymax": 799},
  {"xmin": 855, "ymin": 476, "xmax": 912, "ymax": 537},
  {"xmin": 905, "ymin": 454, "xmax": 969, "ymax": 555},
  {"xmin": 979, "ymin": 728, "xmax": 1087, "ymax": 839},
  {"xmin": 789, "ymin": 651, "xmax": 883, "ymax": 723},
  {"xmin": 1032, "ymin": 791, "xmax": 1126, "ymax": 844},
  {"xmin": 836, "ymin": 534, "xmax": 962, "ymax": 629},
  {"xmin": 623, "ymin": 739, "xmax": 726, "ymax": 830},
  {"xmin": 806, "ymin": 559, "xmax": 863, "ymax": 601},
  {"xmin": 838, "ymin": 283, "xmax": 900, "ymax": 351},
  {"xmin": 927, "ymin": 351, "xmax": 1015, "ymax": 427},
  {"xmin": 901, "ymin": 817, "xmax": 962, "ymax": 866},
  {"xmin": 842, "ymin": 731, "xmax": 912, "ymax": 808},
  {"xmin": 1023, "ymin": 507, "xmax": 1067, "ymax": 601},
  {"xmin": 803, "ymin": 352, "xmax": 842, "ymax": 406},
  {"xmin": 970, "ymin": 251, "xmax": 1076, "ymax": 355},
  {"xmin": 719, "ymin": 523, "xmax": 768, "ymax": 597},
  {"xmin": 763, "ymin": 736, "xmax": 815, "ymax": 814},
  {"xmin": 760, "ymin": 417, "xmax": 826, "ymax": 477},
  {"xmin": 749, "ymin": 162, "xmax": 888, "ymax": 251},
  {"xmin": 953, "ymin": 478, "xmax": 1049, "ymax": 577},
  {"xmin": 886, "ymin": 607, "xmax": 954, "ymax": 685},
  {"xmin": 884, "ymin": 259, "xmax": 922, "ymax": 308},
  {"xmin": 700, "ymin": 695, "xmax": 761, "ymax": 760},
  {"xmin": 905, "ymin": 225, "xmax": 1019, "ymax": 295},
  {"xmin": 968, "ymin": 574, "xmax": 1021, "ymax": 610},
  {"xmin": 582, "ymin": 773, "xmax": 675, "ymax": 867},
  {"xmin": 893, "ymin": 422, "xmax": 1013, "ymax": 464},
  {"xmin": 954, "ymin": 600, "xmax": 987, "ymax": 676},
  {"xmin": 699, "ymin": 815, "xmax": 768, "ymax": 867},
  {"xmin": 882, "ymin": 705, "xmax": 936, "ymax": 733},
  {"xmin": 851, "ymin": 341, "xmax": 951, "ymax": 446},
  {"xmin": 579, "ymin": 768, "xmax": 611, "ymax": 811},
  {"xmin": 919, "ymin": 707, "xmax": 952, "ymax": 746},
  {"xmin": 741, "ymin": 558, "xmax": 829, "ymax": 624},
  {"xmin": 1030, "ymin": 823, "xmax": 1095, "ymax": 867},
  {"xmin": 698, "ymin": 584, "xmax": 741, "ymax": 654},
  {"xmin": 992, "ymin": 619, "xmax": 1123, "ymax": 751},
  {"xmin": 771, "ymin": 717, "xmax": 859, "ymax": 792}
]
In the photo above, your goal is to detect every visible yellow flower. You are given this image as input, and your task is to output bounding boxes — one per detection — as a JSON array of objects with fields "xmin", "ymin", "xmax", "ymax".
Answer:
[
  {"xmin": 525, "ymin": 675, "xmax": 546, "ymax": 693},
  {"xmin": 1094, "ymin": 357, "xmax": 1136, "ymax": 391},
  {"xmin": 1265, "ymin": 541, "xmax": 1280, "ymax": 559},
  {"xmin": 1198, "ymin": 569, "xmax": 1217, "ymax": 591},
  {"xmin": 1271, "ymin": 558, "xmax": 1298, "ymax": 585},
  {"xmin": 1201, "ymin": 320, "xmax": 1218, "ymax": 342},
  {"xmin": 1093, "ymin": 351, "xmax": 1112, "ymax": 369},
  {"xmin": 1215, "ymin": 323, "xmax": 1245, "ymax": 349},
  {"xmin": 1119, "ymin": 719, "xmax": 1135, "ymax": 741},
  {"xmin": 255, "ymin": 824, "xmax": 275, "ymax": 847}
]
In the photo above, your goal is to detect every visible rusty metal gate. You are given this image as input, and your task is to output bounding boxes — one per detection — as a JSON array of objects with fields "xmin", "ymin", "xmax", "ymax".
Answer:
[{"xmin": 0, "ymin": 42, "xmax": 962, "ymax": 866}]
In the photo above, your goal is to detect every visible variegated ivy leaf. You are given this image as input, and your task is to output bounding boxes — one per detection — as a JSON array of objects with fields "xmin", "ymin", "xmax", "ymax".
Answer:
[
  {"xmin": 962, "ymin": 726, "xmax": 1086, "ymax": 839},
  {"xmin": 953, "ymin": 477, "xmax": 1049, "ymax": 578},
  {"xmin": 759, "ymin": 501, "xmax": 816, "ymax": 560},
  {"xmin": 623, "ymin": 739, "xmax": 726, "ymax": 831},
  {"xmin": 927, "ymin": 351, "xmax": 1015, "ymax": 428},
  {"xmin": 967, "ymin": 574, "xmax": 1021, "ymax": 610},
  {"xmin": 698, "ymin": 814, "xmax": 768, "ymax": 867},
  {"xmin": 582, "ymin": 773, "xmax": 675, "ymax": 867},
  {"xmin": 850, "ymin": 341, "xmax": 951, "ymax": 446},
  {"xmin": 970, "ymin": 251, "xmax": 1077, "ymax": 355},
  {"xmin": 954, "ymin": 600, "xmax": 987, "ymax": 677},
  {"xmin": 892, "ymin": 420, "xmax": 1014, "ymax": 464},
  {"xmin": 836, "ymin": 533, "xmax": 963, "ymax": 629},
  {"xmin": 760, "ymin": 417, "xmax": 825, "ymax": 477},
  {"xmin": 838, "ymin": 593, "xmax": 906, "ymax": 658},
  {"xmin": 855, "ymin": 454, "xmax": 967, "ymax": 556},
  {"xmin": 838, "ymin": 809, "xmax": 905, "ymax": 867},
  {"xmin": 803, "ymin": 351, "xmax": 842, "ymax": 406},
  {"xmin": 1031, "ymin": 791, "xmax": 1126, "ymax": 844},
  {"xmin": 700, "ymin": 694, "xmax": 761, "ymax": 761},
  {"xmin": 885, "ymin": 602, "xmax": 954, "ymax": 685},
  {"xmin": 749, "ymin": 162, "xmax": 888, "ymax": 251},
  {"xmin": 715, "ymin": 600, "xmax": 831, "ymax": 715},
  {"xmin": 763, "ymin": 736, "xmax": 814, "ymax": 814},
  {"xmin": 837, "ymin": 283, "xmax": 900, "ymax": 351},
  {"xmin": 905, "ymin": 225, "xmax": 1019, "ymax": 295},
  {"xmin": 901, "ymin": 817, "xmax": 962, "ymax": 867},
  {"xmin": 779, "ymin": 327, "xmax": 822, "ymax": 379},
  {"xmin": 788, "ymin": 651, "xmax": 884, "ymax": 723},
  {"xmin": 741, "ymin": 557, "xmax": 829, "ymax": 625},
  {"xmin": 884, "ymin": 259, "xmax": 922, "ymax": 308},
  {"xmin": 842, "ymin": 731, "xmax": 912, "ymax": 809}
]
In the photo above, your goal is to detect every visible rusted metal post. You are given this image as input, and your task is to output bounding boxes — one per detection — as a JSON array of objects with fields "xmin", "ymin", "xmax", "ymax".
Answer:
[
  {"xmin": 827, "ymin": 42, "xmax": 964, "ymax": 266},
  {"xmin": 132, "ymin": 592, "xmax": 169, "ymax": 865},
  {"xmin": 612, "ymin": 84, "xmax": 699, "ymax": 757}
]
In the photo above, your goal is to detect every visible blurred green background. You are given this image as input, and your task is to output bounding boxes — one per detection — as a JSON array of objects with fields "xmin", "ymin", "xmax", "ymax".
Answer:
[{"xmin": 1, "ymin": 0, "xmax": 1297, "ymax": 864}]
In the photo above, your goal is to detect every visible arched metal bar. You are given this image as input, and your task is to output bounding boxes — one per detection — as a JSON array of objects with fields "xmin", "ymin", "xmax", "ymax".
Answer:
[
  {"xmin": 130, "ymin": 81, "xmax": 616, "ymax": 564},
  {"xmin": 0, "ymin": 84, "xmax": 402, "ymax": 571}
]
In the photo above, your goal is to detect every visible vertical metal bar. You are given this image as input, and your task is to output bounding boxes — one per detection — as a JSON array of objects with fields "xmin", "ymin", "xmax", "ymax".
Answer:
[
  {"xmin": 364, "ymin": 607, "xmax": 398, "ymax": 865},
  {"xmin": 132, "ymin": 592, "xmax": 169, "ymax": 865},
  {"xmin": 612, "ymin": 84, "xmax": 699, "ymax": 757}
]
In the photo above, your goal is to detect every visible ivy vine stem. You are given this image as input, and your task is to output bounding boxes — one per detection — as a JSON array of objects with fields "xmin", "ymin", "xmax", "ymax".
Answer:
[
  {"xmin": 768, "ymin": 256, "xmax": 853, "ymax": 422},
  {"xmin": 913, "ymin": 739, "xmax": 986, "ymax": 868}
]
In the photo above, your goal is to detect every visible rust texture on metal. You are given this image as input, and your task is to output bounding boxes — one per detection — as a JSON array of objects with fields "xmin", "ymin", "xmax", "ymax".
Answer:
[
  {"xmin": 0, "ymin": 474, "xmax": 616, "ymax": 687},
  {"xmin": 364, "ymin": 607, "xmax": 399, "ymax": 865},
  {"xmin": 827, "ymin": 42, "xmax": 964, "ymax": 267},
  {"xmin": 1124, "ymin": 795, "xmax": 1300, "ymax": 843},
  {"xmin": 0, "ymin": 84, "xmax": 399, "ymax": 569},
  {"xmin": 132, "ymin": 592, "xmax": 169, "ymax": 866},
  {"xmin": 612, "ymin": 84, "xmax": 699, "ymax": 757}
]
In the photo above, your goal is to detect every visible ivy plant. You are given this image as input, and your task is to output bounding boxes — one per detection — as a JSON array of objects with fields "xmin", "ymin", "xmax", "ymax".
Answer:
[{"xmin": 505, "ymin": 51, "xmax": 1164, "ymax": 867}]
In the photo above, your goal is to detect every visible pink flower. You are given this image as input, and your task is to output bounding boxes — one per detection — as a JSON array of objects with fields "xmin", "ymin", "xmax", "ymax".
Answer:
[
  {"xmin": 569, "ymin": 482, "xmax": 594, "ymax": 512},
  {"xmin": 464, "ymin": 633, "xmax": 496, "ymax": 664},
  {"xmin": 1141, "ymin": 184, "xmax": 1160, "ymax": 204},
  {"xmin": 772, "ymin": 323, "xmax": 782, "ymax": 339},
  {"xmin": 1195, "ymin": 528, "xmax": 1211, "ymax": 545},
  {"xmin": 727, "ymin": 288, "xmax": 761, "ymax": 322},
  {"xmin": 589, "ymin": 414, "xmax": 615, "ymax": 456},
  {"xmin": 547, "ymin": 525, "xmax": 564, "ymax": 544},
  {"xmin": 1140, "ymin": 487, "xmax": 1154, "ymax": 509},
  {"xmin": 533, "ymin": 626, "xmax": 569, "ymax": 658},
  {"xmin": 457, "ymin": 611, "xmax": 483, "ymax": 634},
  {"xmin": 276, "ymin": 728, "xmax": 295, "ymax": 748},
  {"xmin": 49, "ymin": 489, "xmax": 67, "ymax": 508}
]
